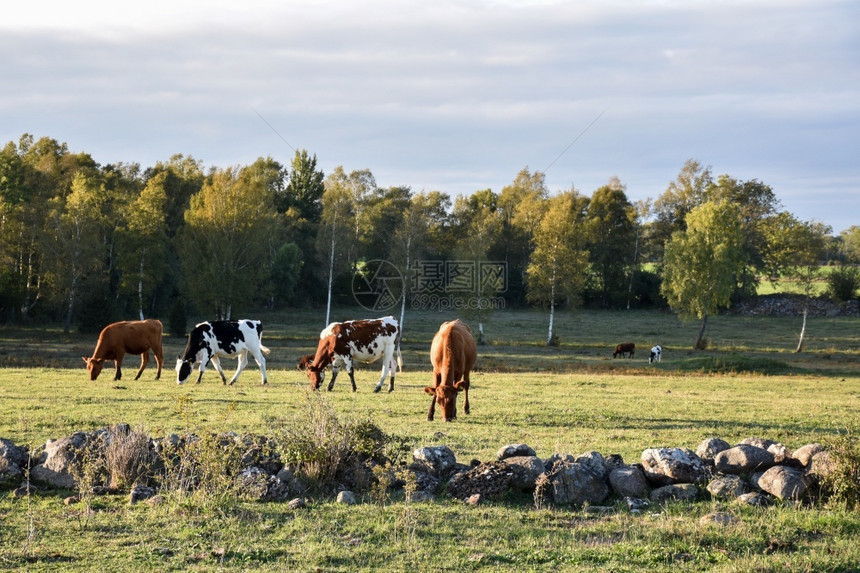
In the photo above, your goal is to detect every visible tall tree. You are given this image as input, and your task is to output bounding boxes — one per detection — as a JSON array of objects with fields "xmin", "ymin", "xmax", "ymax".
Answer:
[
  {"xmin": 761, "ymin": 212, "xmax": 830, "ymax": 352},
  {"xmin": 661, "ymin": 199, "xmax": 746, "ymax": 349},
  {"xmin": 118, "ymin": 172, "xmax": 169, "ymax": 319},
  {"xmin": 585, "ymin": 177, "xmax": 636, "ymax": 308},
  {"xmin": 390, "ymin": 190, "xmax": 451, "ymax": 331},
  {"xmin": 178, "ymin": 165, "xmax": 281, "ymax": 319},
  {"xmin": 707, "ymin": 175, "xmax": 780, "ymax": 298},
  {"xmin": 526, "ymin": 188, "xmax": 590, "ymax": 345},
  {"xmin": 652, "ymin": 159, "xmax": 713, "ymax": 261},
  {"xmin": 498, "ymin": 168, "xmax": 549, "ymax": 305},
  {"xmin": 449, "ymin": 189, "xmax": 502, "ymax": 341},
  {"xmin": 318, "ymin": 166, "xmax": 365, "ymax": 325},
  {"xmin": 48, "ymin": 171, "xmax": 107, "ymax": 331}
]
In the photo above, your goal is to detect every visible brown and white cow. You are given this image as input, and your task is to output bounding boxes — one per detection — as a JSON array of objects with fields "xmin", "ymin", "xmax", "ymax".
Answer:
[
  {"xmin": 613, "ymin": 342, "xmax": 635, "ymax": 358},
  {"xmin": 425, "ymin": 319, "xmax": 477, "ymax": 422},
  {"xmin": 305, "ymin": 316, "xmax": 401, "ymax": 393},
  {"xmin": 83, "ymin": 319, "xmax": 164, "ymax": 381}
]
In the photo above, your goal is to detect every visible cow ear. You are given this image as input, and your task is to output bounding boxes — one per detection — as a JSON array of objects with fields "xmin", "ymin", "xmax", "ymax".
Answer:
[
  {"xmin": 423, "ymin": 386, "xmax": 436, "ymax": 395},
  {"xmin": 454, "ymin": 381, "xmax": 466, "ymax": 392},
  {"xmin": 82, "ymin": 357, "xmax": 90, "ymax": 363}
]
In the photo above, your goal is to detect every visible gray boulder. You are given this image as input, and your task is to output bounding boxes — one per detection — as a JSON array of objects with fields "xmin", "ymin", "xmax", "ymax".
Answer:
[
  {"xmin": 792, "ymin": 443, "xmax": 825, "ymax": 467},
  {"xmin": 696, "ymin": 438, "xmax": 731, "ymax": 461},
  {"xmin": 496, "ymin": 444, "xmax": 537, "ymax": 460},
  {"xmin": 546, "ymin": 455, "xmax": 610, "ymax": 506},
  {"xmin": 706, "ymin": 474, "xmax": 749, "ymax": 499},
  {"xmin": 641, "ymin": 448, "xmax": 708, "ymax": 485},
  {"xmin": 738, "ymin": 437, "xmax": 775, "ymax": 450},
  {"xmin": 501, "ymin": 456, "xmax": 545, "ymax": 491},
  {"xmin": 609, "ymin": 465, "xmax": 651, "ymax": 499},
  {"xmin": 0, "ymin": 438, "xmax": 29, "ymax": 488},
  {"xmin": 806, "ymin": 451, "xmax": 836, "ymax": 483},
  {"xmin": 756, "ymin": 466, "xmax": 809, "ymax": 501},
  {"xmin": 412, "ymin": 446, "xmax": 457, "ymax": 477},
  {"xmin": 714, "ymin": 445, "xmax": 775, "ymax": 475},
  {"xmin": 31, "ymin": 432, "xmax": 92, "ymax": 489},
  {"xmin": 650, "ymin": 483, "xmax": 699, "ymax": 503},
  {"xmin": 336, "ymin": 490, "xmax": 357, "ymax": 505}
]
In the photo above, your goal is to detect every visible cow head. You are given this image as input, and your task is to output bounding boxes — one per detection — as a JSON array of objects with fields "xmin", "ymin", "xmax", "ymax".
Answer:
[
  {"xmin": 83, "ymin": 356, "xmax": 105, "ymax": 380},
  {"xmin": 175, "ymin": 357, "xmax": 195, "ymax": 384},
  {"xmin": 305, "ymin": 364, "xmax": 326, "ymax": 391},
  {"xmin": 424, "ymin": 381, "xmax": 466, "ymax": 422}
]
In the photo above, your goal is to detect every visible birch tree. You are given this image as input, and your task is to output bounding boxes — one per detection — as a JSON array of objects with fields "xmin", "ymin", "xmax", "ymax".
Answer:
[
  {"xmin": 526, "ymin": 189, "xmax": 589, "ymax": 345},
  {"xmin": 761, "ymin": 212, "xmax": 830, "ymax": 352},
  {"xmin": 661, "ymin": 199, "xmax": 746, "ymax": 350}
]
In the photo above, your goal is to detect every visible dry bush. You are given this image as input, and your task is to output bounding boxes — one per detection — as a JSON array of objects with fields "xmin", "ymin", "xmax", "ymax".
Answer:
[{"xmin": 103, "ymin": 424, "xmax": 155, "ymax": 490}]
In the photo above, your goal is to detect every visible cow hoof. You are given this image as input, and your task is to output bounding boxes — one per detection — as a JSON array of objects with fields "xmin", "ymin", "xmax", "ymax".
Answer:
[{"xmin": 373, "ymin": 387, "xmax": 381, "ymax": 393}]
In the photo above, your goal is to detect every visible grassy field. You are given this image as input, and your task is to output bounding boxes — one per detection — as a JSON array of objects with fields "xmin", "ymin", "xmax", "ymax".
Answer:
[{"xmin": 0, "ymin": 307, "xmax": 858, "ymax": 571}]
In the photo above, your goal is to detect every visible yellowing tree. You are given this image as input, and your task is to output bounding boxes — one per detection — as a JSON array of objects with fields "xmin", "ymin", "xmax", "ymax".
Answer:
[
  {"xmin": 179, "ymin": 165, "xmax": 282, "ymax": 319},
  {"xmin": 526, "ymin": 189, "xmax": 590, "ymax": 345},
  {"xmin": 661, "ymin": 199, "xmax": 746, "ymax": 350}
]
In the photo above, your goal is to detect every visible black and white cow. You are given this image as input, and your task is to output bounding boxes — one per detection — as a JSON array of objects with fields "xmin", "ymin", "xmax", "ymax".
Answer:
[
  {"xmin": 649, "ymin": 345, "xmax": 662, "ymax": 364},
  {"xmin": 176, "ymin": 320, "xmax": 270, "ymax": 385}
]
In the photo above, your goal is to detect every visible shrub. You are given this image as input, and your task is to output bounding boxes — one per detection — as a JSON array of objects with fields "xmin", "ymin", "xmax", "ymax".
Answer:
[
  {"xmin": 272, "ymin": 392, "xmax": 406, "ymax": 493},
  {"xmin": 821, "ymin": 427, "xmax": 860, "ymax": 510},
  {"xmin": 103, "ymin": 424, "xmax": 155, "ymax": 490},
  {"xmin": 826, "ymin": 265, "xmax": 859, "ymax": 302}
]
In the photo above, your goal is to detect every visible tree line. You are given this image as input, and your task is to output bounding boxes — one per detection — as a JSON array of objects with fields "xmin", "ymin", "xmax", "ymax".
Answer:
[{"xmin": 1, "ymin": 134, "xmax": 857, "ymax": 341}]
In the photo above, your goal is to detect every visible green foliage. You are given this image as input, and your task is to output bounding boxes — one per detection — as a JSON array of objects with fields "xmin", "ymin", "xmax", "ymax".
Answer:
[
  {"xmin": 272, "ymin": 393, "xmax": 405, "ymax": 493},
  {"xmin": 826, "ymin": 264, "xmax": 859, "ymax": 302},
  {"xmin": 821, "ymin": 426, "xmax": 860, "ymax": 510},
  {"xmin": 661, "ymin": 199, "xmax": 747, "ymax": 322}
]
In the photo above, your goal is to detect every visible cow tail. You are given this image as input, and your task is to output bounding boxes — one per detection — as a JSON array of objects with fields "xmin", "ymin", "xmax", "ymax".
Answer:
[
  {"xmin": 396, "ymin": 330, "xmax": 403, "ymax": 372},
  {"xmin": 260, "ymin": 344, "xmax": 271, "ymax": 356}
]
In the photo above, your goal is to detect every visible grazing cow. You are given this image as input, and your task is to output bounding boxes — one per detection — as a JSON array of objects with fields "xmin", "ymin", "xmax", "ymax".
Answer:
[
  {"xmin": 296, "ymin": 353, "xmax": 315, "ymax": 371},
  {"xmin": 305, "ymin": 316, "xmax": 401, "ymax": 393},
  {"xmin": 613, "ymin": 342, "xmax": 635, "ymax": 359},
  {"xmin": 425, "ymin": 319, "xmax": 477, "ymax": 422},
  {"xmin": 649, "ymin": 345, "xmax": 663, "ymax": 364},
  {"xmin": 83, "ymin": 319, "xmax": 164, "ymax": 381},
  {"xmin": 176, "ymin": 320, "xmax": 270, "ymax": 385}
]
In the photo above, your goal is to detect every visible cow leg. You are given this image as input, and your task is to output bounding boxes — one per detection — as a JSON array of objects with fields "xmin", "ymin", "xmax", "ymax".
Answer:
[
  {"xmin": 427, "ymin": 395, "xmax": 437, "ymax": 421},
  {"xmin": 374, "ymin": 358, "xmax": 391, "ymax": 393},
  {"xmin": 252, "ymin": 350, "xmax": 268, "ymax": 385},
  {"xmin": 387, "ymin": 356, "xmax": 396, "ymax": 393},
  {"xmin": 327, "ymin": 367, "xmax": 338, "ymax": 391},
  {"xmin": 134, "ymin": 351, "xmax": 149, "ymax": 380},
  {"xmin": 348, "ymin": 369, "xmax": 357, "ymax": 392},
  {"xmin": 229, "ymin": 351, "xmax": 249, "ymax": 385},
  {"xmin": 154, "ymin": 346, "xmax": 164, "ymax": 380},
  {"xmin": 463, "ymin": 373, "xmax": 471, "ymax": 415},
  {"xmin": 114, "ymin": 356, "xmax": 124, "ymax": 381}
]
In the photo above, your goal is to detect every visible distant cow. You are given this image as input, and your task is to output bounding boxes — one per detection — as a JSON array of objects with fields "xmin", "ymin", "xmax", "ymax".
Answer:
[
  {"xmin": 425, "ymin": 319, "xmax": 477, "ymax": 422},
  {"xmin": 176, "ymin": 320, "xmax": 270, "ymax": 385},
  {"xmin": 305, "ymin": 316, "xmax": 401, "ymax": 393},
  {"xmin": 649, "ymin": 345, "xmax": 663, "ymax": 364},
  {"xmin": 613, "ymin": 342, "xmax": 635, "ymax": 359},
  {"xmin": 83, "ymin": 319, "xmax": 164, "ymax": 381}
]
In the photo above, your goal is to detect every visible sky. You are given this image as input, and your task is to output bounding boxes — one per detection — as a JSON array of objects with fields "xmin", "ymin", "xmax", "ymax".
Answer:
[{"xmin": 2, "ymin": 0, "xmax": 858, "ymax": 233}]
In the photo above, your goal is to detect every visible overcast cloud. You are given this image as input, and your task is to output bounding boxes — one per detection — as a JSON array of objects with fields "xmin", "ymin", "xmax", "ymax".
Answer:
[{"xmin": 2, "ymin": 0, "xmax": 857, "ymax": 232}]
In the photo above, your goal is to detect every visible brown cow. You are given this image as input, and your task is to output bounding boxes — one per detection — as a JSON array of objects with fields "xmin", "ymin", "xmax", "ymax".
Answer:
[
  {"xmin": 83, "ymin": 319, "xmax": 164, "ymax": 381},
  {"xmin": 424, "ymin": 319, "xmax": 477, "ymax": 422},
  {"xmin": 296, "ymin": 353, "xmax": 315, "ymax": 371},
  {"xmin": 306, "ymin": 316, "xmax": 401, "ymax": 393},
  {"xmin": 613, "ymin": 342, "xmax": 635, "ymax": 359}
]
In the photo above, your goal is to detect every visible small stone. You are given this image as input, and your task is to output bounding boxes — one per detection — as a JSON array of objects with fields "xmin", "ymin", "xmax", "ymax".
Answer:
[
  {"xmin": 287, "ymin": 497, "xmax": 307, "ymax": 510},
  {"xmin": 465, "ymin": 493, "xmax": 483, "ymax": 505},
  {"xmin": 336, "ymin": 490, "xmax": 357, "ymax": 505},
  {"xmin": 699, "ymin": 512, "xmax": 739, "ymax": 527}
]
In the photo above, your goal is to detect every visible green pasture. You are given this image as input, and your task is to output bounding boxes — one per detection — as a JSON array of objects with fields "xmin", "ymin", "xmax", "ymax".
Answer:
[{"xmin": 0, "ymin": 308, "xmax": 858, "ymax": 571}]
